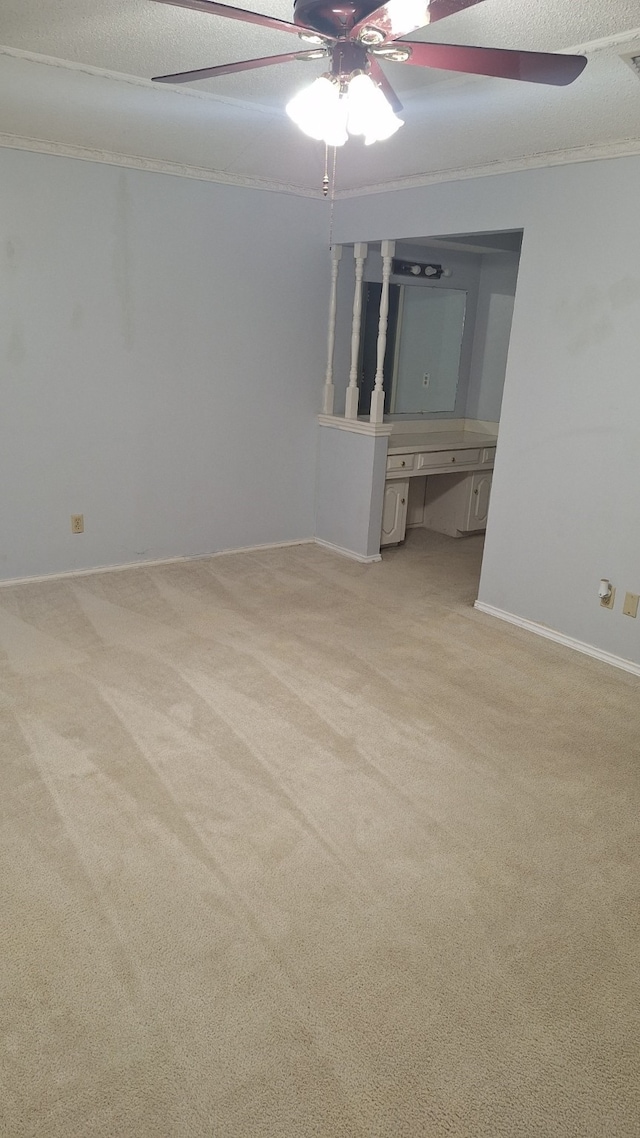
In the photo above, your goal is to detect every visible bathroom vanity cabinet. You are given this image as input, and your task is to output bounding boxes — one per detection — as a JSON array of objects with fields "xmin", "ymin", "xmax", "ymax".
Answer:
[{"xmin": 381, "ymin": 430, "xmax": 496, "ymax": 546}]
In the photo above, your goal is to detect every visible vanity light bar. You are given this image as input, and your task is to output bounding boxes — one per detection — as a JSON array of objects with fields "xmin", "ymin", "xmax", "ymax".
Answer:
[{"xmin": 392, "ymin": 258, "xmax": 444, "ymax": 279}]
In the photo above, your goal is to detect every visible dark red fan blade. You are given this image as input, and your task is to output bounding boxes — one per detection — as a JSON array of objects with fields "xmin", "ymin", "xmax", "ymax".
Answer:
[
  {"xmin": 368, "ymin": 57, "xmax": 403, "ymax": 112},
  {"xmin": 153, "ymin": 49, "xmax": 318, "ymax": 83},
  {"xmin": 350, "ymin": 0, "xmax": 484, "ymax": 46},
  {"xmin": 150, "ymin": 0, "xmax": 313, "ymax": 38},
  {"xmin": 398, "ymin": 40, "xmax": 587, "ymax": 85}
]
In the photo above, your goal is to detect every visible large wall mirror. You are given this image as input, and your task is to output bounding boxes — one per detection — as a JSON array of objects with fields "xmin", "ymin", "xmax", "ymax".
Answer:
[
  {"xmin": 391, "ymin": 286, "xmax": 467, "ymax": 413},
  {"xmin": 356, "ymin": 230, "xmax": 523, "ymax": 421}
]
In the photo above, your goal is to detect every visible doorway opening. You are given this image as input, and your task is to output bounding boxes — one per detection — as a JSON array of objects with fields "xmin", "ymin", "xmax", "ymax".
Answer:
[{"xmin": 372, "ymin": 228, "xmax": 523, "ymax": 596}]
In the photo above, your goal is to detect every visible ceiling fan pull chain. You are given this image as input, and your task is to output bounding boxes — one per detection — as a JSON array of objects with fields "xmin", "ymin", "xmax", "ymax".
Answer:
[
  {"xmin": 322, "ymin": 143, "xmax": 329, "ymax": 197},
  {"xmin": 328, "ymin": 145, "xmax": 338, "ymax": 248}
]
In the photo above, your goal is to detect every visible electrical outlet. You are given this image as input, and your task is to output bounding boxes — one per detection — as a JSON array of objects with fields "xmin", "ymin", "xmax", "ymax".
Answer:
[
  {"xmin": 600, "ymin": 586, "xmax": 615, "ymax": 609},
  {"xmin": 71, "ymin": 514, "xmax": 84, "ymax": 534},
  {"xmin": 422, "ymin": 374, "xmax": 430, "ymax": 388},
  {"xmin": 623, "ymin": 592, "xmax": 639, "ymax": 618}
]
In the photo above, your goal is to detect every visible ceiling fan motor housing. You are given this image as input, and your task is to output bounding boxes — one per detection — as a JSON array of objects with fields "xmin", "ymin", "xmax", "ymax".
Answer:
[{"xmin": 330, "ymin": 41, "xmax": 370, "ymax": 76}]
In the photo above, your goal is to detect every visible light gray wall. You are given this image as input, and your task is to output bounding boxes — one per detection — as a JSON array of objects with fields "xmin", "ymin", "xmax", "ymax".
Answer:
[
  {"xmin": 467, "ymin": 251, "xmax": 520, "ymax": 423},
  {"xmin": 315, "ymin": 426, "xmax": 388, "ymax": 560},
  {"xmin": 0, "ymin": 148, "xmax": 329, "ymax": 581},
  {"xmin": 332, "ymin": 158, "xmax": 640, "ymax": 666}
]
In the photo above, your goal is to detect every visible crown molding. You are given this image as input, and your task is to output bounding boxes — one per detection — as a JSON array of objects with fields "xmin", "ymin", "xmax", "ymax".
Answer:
[
  {"xmin": 0, "ymin": 131, "xmax": 324, "ymax": 198},
  {"xmin": 5, "ymin": 127, "xmax": 639, "ymax": 202},
  {"xmin": 566, "ymin": 27, "xmax": 640, "ymax": 55},
  {"xmin": 2, "ymin": 38, "xmax": 640, "ymax": 200},
  {"xmin": 333, "ymin": 136, "xmax": 640, "ymax": 198}
]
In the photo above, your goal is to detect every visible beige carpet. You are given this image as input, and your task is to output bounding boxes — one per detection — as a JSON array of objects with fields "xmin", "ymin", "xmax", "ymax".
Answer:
[{"xmin": 1, "ymin": 530, "xmax": 639, "ymax": 1137}]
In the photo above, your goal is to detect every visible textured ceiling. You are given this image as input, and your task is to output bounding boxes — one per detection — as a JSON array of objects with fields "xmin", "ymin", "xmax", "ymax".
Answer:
[{"xmin": 1, "ymin": 0, "xmax": 639, "ymax": 193}]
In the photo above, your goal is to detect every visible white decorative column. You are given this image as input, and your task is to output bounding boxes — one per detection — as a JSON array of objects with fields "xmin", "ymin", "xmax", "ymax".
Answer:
[
  {"xmin": 345, "ymin": 242, "xmax": 368, "ymax": 420},
  {"xmin": 370, "ymin": 239, "xmax": 395, "ymax": 424},
  {"xmin": 322, "ymin": 244, "xmax": 342, "ymax": 415}
]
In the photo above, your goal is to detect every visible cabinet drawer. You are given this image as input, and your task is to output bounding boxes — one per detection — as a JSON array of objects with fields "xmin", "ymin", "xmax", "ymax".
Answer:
[
  {"xmin": 481, "ymin": 447, "xmax": 496, "ymax": 464},
  {"xmin": 386, "ymin": 453, "xmax": 415, "ymax": 472},
  {"xmin": 416, "ymin": 448, "xmax": 480, "ymax": 470}
]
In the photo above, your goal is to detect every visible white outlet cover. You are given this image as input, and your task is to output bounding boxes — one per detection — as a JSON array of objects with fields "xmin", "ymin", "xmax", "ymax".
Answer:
[{"xmin": 623, "ymin": 592, "xmax": 639, "ymax": 617}]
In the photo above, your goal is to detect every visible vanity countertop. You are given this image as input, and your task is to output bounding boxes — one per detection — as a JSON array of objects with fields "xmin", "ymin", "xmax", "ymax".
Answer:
[{"xmin": 387, "ymin": 430, "xmax": 498, "ymax": 455}]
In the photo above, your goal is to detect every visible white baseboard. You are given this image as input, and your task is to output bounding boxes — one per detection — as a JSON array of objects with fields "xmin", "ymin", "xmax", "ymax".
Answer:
[
  {"xmin": 474, "ymin": 601, "xmax": 640, "ymax": 678},
  {"xmin": 0, "ymin": 539, "xmax": 315, "ymax": 588},
  {"xmin": 314, "ymin": 538, "xmax": 382, "ymax": 563},
  {"xmin": 216, "ymin": 539, "xmax": 314, "ymax": 557}
]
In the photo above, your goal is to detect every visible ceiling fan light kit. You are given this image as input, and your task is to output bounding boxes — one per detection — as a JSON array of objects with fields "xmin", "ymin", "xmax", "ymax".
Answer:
[
  {"xmin": 347, "ymin": 72, "xmax": 404, "ymax": 141},
  {"xmin": 286, "ymin": 71, "xmax": 403, "ymax": 146},
  {"xmin": 151, "ymin": 0, "xmax": 588, "ymax": 151}
]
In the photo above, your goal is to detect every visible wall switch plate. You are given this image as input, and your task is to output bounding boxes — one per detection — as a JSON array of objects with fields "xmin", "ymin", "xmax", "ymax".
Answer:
[
  {"xmin": 623, "ymin": 592, "xmax": 639, "ymax": 618},
  {"xmin": 600, "ymin": 586, "xmax": 616, "ymax": 609},
  {"xmin": 71, "ymin": 514, "xmax": 84, "ymax": 534}
]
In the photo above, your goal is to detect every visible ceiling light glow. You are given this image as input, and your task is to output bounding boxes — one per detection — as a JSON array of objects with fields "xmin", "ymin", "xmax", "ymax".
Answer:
[
  {"xmin": 286, "ymin": 72, "xmax": 403, "ymax": 147},
  {"xmin": 383, "ymin": 0, "xmax": 430, "ymax": 34},
  {"xmin": 286, "ymin": 76, "xmax": 349, "ymax": 146},
  {"xmin": 346, "ymin": 72, "xmax": 404, "ymax": 143}
]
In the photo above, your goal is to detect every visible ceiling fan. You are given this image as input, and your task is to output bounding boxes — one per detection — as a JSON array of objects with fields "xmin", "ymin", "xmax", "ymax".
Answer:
[{"xmin": 151, "ymin": 0, "xmax": 587, "ymax": 147}]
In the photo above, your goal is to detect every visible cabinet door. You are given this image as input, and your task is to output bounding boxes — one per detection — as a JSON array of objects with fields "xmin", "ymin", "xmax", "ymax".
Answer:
[
  {"xmin": 381, "ymin": 479, "xmax": 409, "ymax": 545},
  {"xmin": 465, "ymin": 471, "xmax": 492, "ymax": 531}
]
